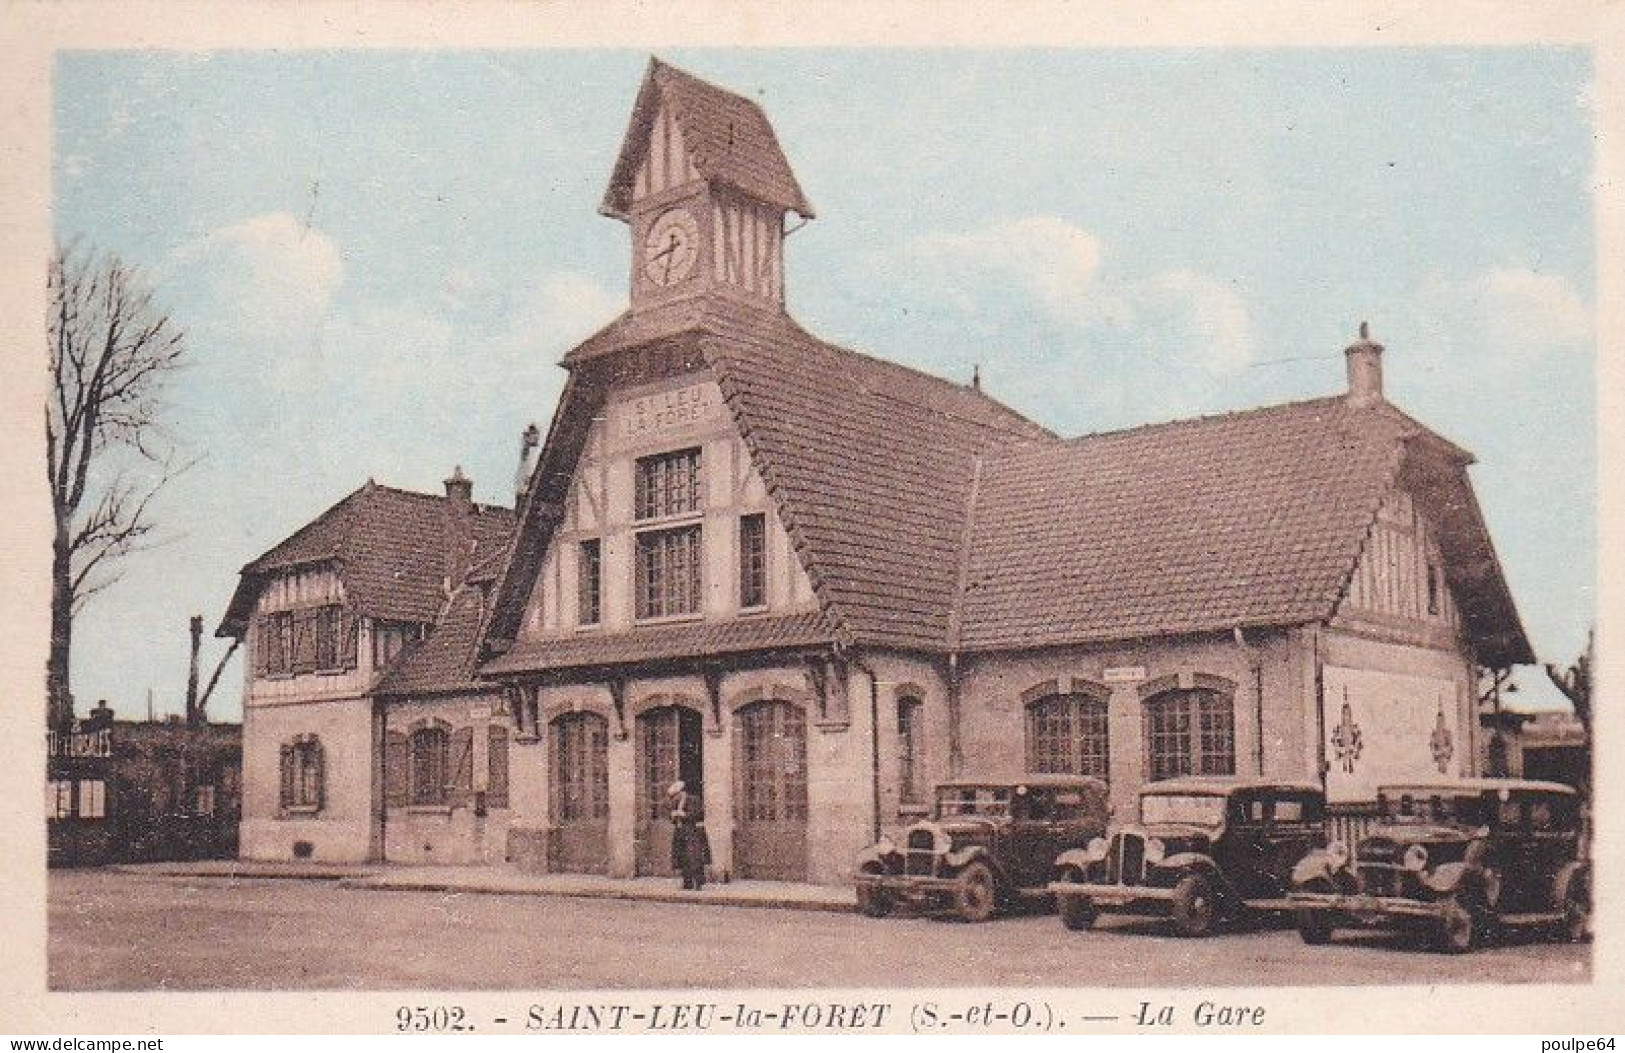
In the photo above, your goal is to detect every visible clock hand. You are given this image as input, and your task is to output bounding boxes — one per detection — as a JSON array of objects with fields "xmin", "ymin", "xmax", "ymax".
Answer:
[{"xmin": 662, "ymin": 232, "xmax": 679, "ymax": 281}]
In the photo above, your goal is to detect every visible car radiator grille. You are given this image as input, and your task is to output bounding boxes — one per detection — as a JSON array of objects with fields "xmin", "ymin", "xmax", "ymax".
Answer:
[
  {"xmin": 1109, "ymin": 833, "xmax": 1145, "ymax": 886},
  {"xmin": 904, "ymin": 829, "xmax": 937, "ymax": 877}
]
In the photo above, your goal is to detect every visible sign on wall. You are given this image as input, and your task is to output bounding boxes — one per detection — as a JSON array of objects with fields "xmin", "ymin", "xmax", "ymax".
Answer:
[
  {"xmin": 610, "ymin": 382, "xmax": 724, "ymax": 449},
  {"xmin": 1321, "ymin": 665, "xmax": 1464, "ymax": 803}
]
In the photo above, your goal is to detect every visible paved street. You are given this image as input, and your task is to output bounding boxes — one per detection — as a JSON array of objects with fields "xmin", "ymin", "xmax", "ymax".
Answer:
[{"xmin": 50, "ymin": 869, "xmax": 1589, "ymax": 991}]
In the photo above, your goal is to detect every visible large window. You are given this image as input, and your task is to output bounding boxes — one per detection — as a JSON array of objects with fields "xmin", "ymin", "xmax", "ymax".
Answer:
[
  {"xmin": 739, "ymin": 513, "xmax": 767, "ymax": 609},
  {"xmin": 1026, "ymin": 692, "xmax": 1110, "ymax": 780},
  {"xmin": 636, "ymin": 525, "xmax": 702, "ymax": 619},
  {"xmin": 257, "ymin": 605, "xmax": 358, "ymax": 678},
  {"xmin": 897, "ymin": 696, "xmax": 924, "ymax": 805},
  {"xmin": 1144, "ymin": 688, "xmax": 1235, "ymax": 782},
  {"xmin": 410, "ymin": 724, "xmax": 450, "ymax": 807},
  {"xmin": 279, "ymin": 735, "xmax": 324, "ymax": 811},
  {"xmin": 578, "ymin": 539, "xmax": 602, "ymax": 625},
  {"xmin": 635, "ymin": 448, "xmax": 702, "ymax": 520}
]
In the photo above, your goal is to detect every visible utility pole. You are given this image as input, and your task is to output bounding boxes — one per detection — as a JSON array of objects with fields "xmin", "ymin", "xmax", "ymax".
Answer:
[{"xmin": 186, "ymin": 615, "xmax": 203, "ymax": 725}]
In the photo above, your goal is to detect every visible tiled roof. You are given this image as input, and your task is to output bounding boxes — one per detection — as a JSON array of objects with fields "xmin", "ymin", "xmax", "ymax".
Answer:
[
  {"xmin": 482, "ymin": 611, "xmax": 834, "ymax": 676},
  {"xmin": 700, "ymin": 302, "xmax": 1051, "ymax": 652},
  {"xmin": 957, "ymin": 396, "xmax": 1531, "ymax": 665},
  {"xmin": 601, "ymin": 58, "xmax": 814, "ymax": 220},
  {"xmin": 374, "ymin": 583, "xmax": 495, "ymax": 697},
  {"xmin": 958, "ymin": 397, "xmax": 1409, "ymax": 650},
  {"xmin": 218, "ymin": 482, "xmax": 514, "ymax": 637}
]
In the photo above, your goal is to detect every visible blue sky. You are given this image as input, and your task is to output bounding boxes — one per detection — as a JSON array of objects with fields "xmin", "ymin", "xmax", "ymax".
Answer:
[{"xmin": 53, "ymin": 48, "xmax": 1594, "ymax": 720}]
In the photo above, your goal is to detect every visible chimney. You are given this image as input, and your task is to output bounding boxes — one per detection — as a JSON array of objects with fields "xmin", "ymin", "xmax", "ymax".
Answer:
[
  {"xmin": 1344, "ymin": 321, "xmax": 1384, "ymax": 407},
  {"xmin": 444, "ymin": 466, "xmax": 474, "ymax": 589},
  {"xmin": 514, "ymin": 423, "xmax": 541, "ymax": 503}
]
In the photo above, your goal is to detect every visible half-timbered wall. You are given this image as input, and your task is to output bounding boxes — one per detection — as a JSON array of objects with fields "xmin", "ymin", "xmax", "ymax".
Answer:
[
  {"xmin": 1337, "ymin": 486, "xmax": 1462, "ymax": 632},
  {"xmin": 246, "ymin": 568, "xmax": 378, "ymax": 704},
  {"xmin": 517, "ymin": 372, "xmax": 818, "ymax": 639},
  {"xmin": 631, "ymin": 101, "xmax": 700, "ymax": 202}
]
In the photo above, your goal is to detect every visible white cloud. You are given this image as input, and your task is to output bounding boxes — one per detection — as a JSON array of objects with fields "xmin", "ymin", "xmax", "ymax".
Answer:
[
  {"xmin": 1143, "ymin": 269, "xmax": 1255, "ymax": 374},
  {"xmin": 1413, "ymin": 266, "xmax": 1591, "ymax": 374},
  {"xmin": 168, "ymin": 212, "xmax": 345, "ymax": 345},
  {"xmin": 905, "ymin": 215, "xmax": 1254, "ymax": 376},
  {"xmin": 1477, "ymin": 267, "xmax": 1592, "ymax": 345},
  {"xmin": 496, "ymin": 270, "xmax": 622, "ymax": 358}
]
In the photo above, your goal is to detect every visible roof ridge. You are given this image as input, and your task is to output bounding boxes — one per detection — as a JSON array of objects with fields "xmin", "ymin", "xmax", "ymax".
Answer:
[
  {"xmin": 1059, "ymin": 393, "xmax": 1354, "ymax": 447},
  {"xmin": 712, "ymin": 307, "xmax": 1048, "ymax": 438}
]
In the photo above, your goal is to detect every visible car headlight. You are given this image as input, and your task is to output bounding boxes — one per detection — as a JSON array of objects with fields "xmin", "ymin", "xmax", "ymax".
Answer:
[
  {"xmin": 1144, "ymin": 838, "xmax": 1167, "ymax": 865},
  {"xmin": 1326, "ymin": 840, "xmax": 1351, "ymax": 869},
  {"xmin": 1083, "ymin": 837, "xmax": 1109, "ymax": 863},
  {"xmin": 1402, "ymin": 844, "xmax": 1429, "ymax": 872}
]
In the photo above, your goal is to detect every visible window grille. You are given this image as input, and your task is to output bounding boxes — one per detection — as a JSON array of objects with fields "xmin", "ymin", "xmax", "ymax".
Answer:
[
  {"xmin": 1025, "ymin": 692, "xmax": 1110, "ymax": 780},
  {"xmin": 1144, "ymin": 688, "xmax": 1235, "ymax": 781}
]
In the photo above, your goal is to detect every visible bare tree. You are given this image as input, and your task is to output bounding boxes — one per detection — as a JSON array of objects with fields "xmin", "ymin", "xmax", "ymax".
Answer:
[
  {"xmin": 1544, "ymin": 628, "xmax": 1592, "ymax": 732},
  {"xmin": 46, "ymin": 242, "xmax": 188, "ymax": 729}
]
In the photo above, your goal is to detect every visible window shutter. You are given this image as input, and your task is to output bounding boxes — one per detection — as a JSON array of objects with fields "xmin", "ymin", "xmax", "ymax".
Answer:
[
  {"xmin": 279, "ymin": 744, "xmax": 294, "ymax": 809},
  {"xmin": 340, "ymin": 610, "xmax": 359, "ymax": 670},
  {"xmin": 487, "ymin": 724, "xmax": 510, "ymax": 809},
  {"xmin": 253, "ymin": 621, "xmax": 268, "ymax": 677},
  {"xmin": 292, "ymin": 610, "xmax": 317, "ymax": 675},
  {"xmin": 312, "ymin": 740, "xmax": 326, "ymax": 811},
  {"xmin": 384, "ymin": 731, "xmax": 409, "ymax": 808},
  {"xmin": 451, "ymin": 725, "xmax": 474, "ymax": 807}
]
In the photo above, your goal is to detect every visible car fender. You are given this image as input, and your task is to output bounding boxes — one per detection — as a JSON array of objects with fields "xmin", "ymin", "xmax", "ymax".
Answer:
[
  {"xmin": 1291, "ymin": 850, "xmax": 1340, "ymax": 888},
  {"xmin": 854, "ymin": 846, "xmax": 894, "ymax": 872},
  {"xmin": 1157, "ymin": 853, "xmax": 1230, "ymax": 894},
  {"xmin": 1554, "ymin": 860, "xmax": 1589, "ymax": 906},
  {"xmin": 1421, "ymin": 861, "xmax": 1469, "ymax": 894},
  {"xmin": 1053, "ymin": 848, "xmax": 1097, "ymax": 874},
  {"xmin": 944, "ymin": 844, "xmax": 991, "ymax": 871}
]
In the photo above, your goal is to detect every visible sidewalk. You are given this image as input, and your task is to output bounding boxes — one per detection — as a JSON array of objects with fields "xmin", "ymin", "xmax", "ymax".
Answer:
[
  {"xmin": 343, "ymin": 865, "xmax": 856, "ymax": 913},
  {"xmin": 111, "ymin": 860, "xmax": 855, "ymax": 913}
]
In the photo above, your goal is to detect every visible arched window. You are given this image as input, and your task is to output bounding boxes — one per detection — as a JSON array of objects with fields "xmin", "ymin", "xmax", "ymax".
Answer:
[
  {"xmin": 279, "ymin": 734, "xmax": 324, "ymax": 811},
  {"xmin": 1025, "ymin": 692, "xmax": 1109, "ymax": 780},
  {"xmin": 1144, "ymin": 688, "xmax": 1234, "ymax": 781},
  {"xmin": 409, "ymin": 723, "xmax": 450, "ymax": 806}
]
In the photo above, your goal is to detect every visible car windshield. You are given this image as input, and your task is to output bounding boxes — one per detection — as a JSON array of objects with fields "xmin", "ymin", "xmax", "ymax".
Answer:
[
  {"xmin": 936, "ymin": 786, "xmax": 1012, "ymax": 817},
  {"xmin": 1377, "ymin": 788, "xmax": 1487, "ymax": 825},
  {"xmin": 1141, "ymin": 793, "xmax": 1226, "ymax": 827}
]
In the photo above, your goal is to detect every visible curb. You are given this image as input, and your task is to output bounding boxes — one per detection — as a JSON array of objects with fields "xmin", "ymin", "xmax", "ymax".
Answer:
[
  {"xmin": 338, "ymin": 877, "xmax": 855, "ymax": 914},
  {"xmin": 110, "ymin": 864, "xmax": 371, "ymax": 881}
]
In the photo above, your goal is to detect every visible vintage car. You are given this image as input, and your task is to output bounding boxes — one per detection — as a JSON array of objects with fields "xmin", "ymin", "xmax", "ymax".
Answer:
[
  {"xmin": 1048, "ymin": 777, "xmax": 1327, "ymax": 936},
  {"xmin": 1289, "ymin": 778, "xmax": 1590, "ymax": 953},
  {"xmin": 853, "ymin": 775, "xmax": 1109, "ymax": 922}
]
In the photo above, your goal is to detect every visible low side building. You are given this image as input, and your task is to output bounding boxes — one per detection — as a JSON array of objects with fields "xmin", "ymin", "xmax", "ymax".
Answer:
[{"xmin": 218, "ymin": 473, "xmax": 514, "ymax": 862}]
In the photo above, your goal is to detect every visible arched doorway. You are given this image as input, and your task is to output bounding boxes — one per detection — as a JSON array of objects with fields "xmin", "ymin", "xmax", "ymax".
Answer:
[
  {"xmin": 635, "ymin": 704, "xmax": 704, "ymax": 876},
  {"xmin": 733, "ymin": 699, "xmax": 807, "ymax": 880},
  {"xmin": 548, "ymin": 710, "xmax": 610, "ymax": 874}
]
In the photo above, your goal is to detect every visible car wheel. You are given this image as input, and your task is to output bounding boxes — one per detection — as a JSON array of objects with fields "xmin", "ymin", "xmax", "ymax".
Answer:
[
  {"xmin": 1170, "ymin": 873, "xmax": 1218, "ymax": 937},
  {"xmin": 1059, "ymin": 877, "xmax": 1097, "ymax": 932},
  {"xmin": 1295, "ymin": 880, "xmax": 1336, "ymax": 946},
  {"xmin": 953, "ymin": 862, "xmax": 998, "ymax": 923},
  {"xmin": 1433, "ymin": 894, "xmax": 1479, "ymax": 954},
  {"xmin": 1563, "ymin": 871, "xmax": 1592, "ymax": 944},
  {"xmin": 855, "ymin": 866, "xmax": 894, "ymax": 919}
]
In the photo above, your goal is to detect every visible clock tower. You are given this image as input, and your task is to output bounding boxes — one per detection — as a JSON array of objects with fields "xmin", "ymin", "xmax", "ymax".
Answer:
[{"xmin": 601, "ymin": 59, "xmax": 815, "ymax": 312}]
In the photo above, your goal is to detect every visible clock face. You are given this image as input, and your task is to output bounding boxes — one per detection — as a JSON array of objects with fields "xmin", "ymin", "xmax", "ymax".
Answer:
[{"xmin": 643, "ymin": 208, "xmax": 701, "ymax": 287}]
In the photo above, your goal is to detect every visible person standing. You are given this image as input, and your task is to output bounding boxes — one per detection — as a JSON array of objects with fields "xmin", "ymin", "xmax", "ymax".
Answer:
[{"xmin": 668, "ymin": 780, "xmax": 710, "ymax": 890}]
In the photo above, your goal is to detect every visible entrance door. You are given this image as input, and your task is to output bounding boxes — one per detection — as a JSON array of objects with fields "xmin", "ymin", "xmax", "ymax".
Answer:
[
  {"xmin": 548, "ymin": 711, "xmax": 610, "ymax": 874},
  {"xmin": 635, "ymin": 705, "xmax": 704, "ymax": 876},
  {"xmin": 733, "ymin": 700, "xmax": 808, "ymax": 880}
]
